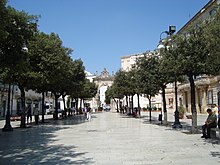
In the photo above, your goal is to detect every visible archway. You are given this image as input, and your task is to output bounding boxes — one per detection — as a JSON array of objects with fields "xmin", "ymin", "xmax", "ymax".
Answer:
[{"xmin": 93, "ymin": 68, "xmax": 114, "ymax": 109}]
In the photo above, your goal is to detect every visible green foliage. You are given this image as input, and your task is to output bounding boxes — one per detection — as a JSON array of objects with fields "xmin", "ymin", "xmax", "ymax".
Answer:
[
  {"xmin": 0, "ymin": 0, "xmax": 8, "ymax": 45},
  {"xmin": 79, "ymin": 79, "xmax": 98, "ymax": 100},
  {"xmin": 203, "ymin": 7, "xmax": 220, "ymax": 75},
  {"xmin": 28, "ymin": 32, "xmax": 86, "ymax": 99},
  {"xmin": 135, "ymin": 55, "xmax": 161, "ymax": 97},
  {"xmin": 178, "ymin": 106, "xmax": 185, "ymax": 114},
  {"xmin": 113, "ymin": 70, "xmax": 130, "ymax": 96},
  {"xmin": 67, "ymin": 96, "xmax": 70, "ymax": 109},
  {"xmin": 0, "ymin": 5, "xmax": 38, "ymax": 84},
  {"xmin": 164, "ymin": 16, "xmax": 220, "ymax": 79},
  {"xmin": 105, "ymin": 81, "xmax": 124, "ymax": 101}
]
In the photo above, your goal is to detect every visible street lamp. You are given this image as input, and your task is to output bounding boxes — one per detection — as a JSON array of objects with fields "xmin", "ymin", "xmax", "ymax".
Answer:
[
  {"xmin": 158, "ymin": 26, "xmax": 182, "ymax": 128},
  {"xmin": 2, "ymin": 83, "xmax": 13, "ymax": 132},
  {"xmin": 158, "ymin": 25, "xmax": 176, "ymax": 49}
]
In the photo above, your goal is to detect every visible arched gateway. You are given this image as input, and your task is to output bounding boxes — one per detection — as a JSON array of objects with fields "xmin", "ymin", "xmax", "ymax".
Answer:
[{"xmin": 93, "ymin": 68, "xmax": 114, "ymax": 109}]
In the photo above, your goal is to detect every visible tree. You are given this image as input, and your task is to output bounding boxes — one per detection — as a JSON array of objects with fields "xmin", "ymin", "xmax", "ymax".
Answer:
[
  {"xmin": 0, "ymin": 0, "xmax": 8, "ymax": 48},
  {"xmin": 203, "ymin": 7, "xmax": 220, "ymax": 73},
  {"xmin": 105, "ymin": 82, "xmax": 124, "ymax": 112},
  {"xmin": 113, "ymin": 70, "xmax": 130, "ymax": 112},
  {"xmin": 0, "ymin": 4, "xmax": 38, "ymax": 128},
  {"xmin": 126, "ymin": 69, "xmax": 139, "ymax": 115},
  {"xmin": 159, "ymin": 47, "xmax": 186, "ymax": 126},
  {"xmin": 164, "ymin": 17, "xmax": 220, "ymax": 132},
  {"xmin": 62, "ymin": 59, "xmax": 86, "ymax": 115},
  {"xmin": 135, "ymin": 55, "xmax": 161, "ymax": 121},
  {"xmin": 28, "ymin": 31, "xmax": 77, "ymax": 120},
  {"xmin": 78, "ymin": 79, "xmax": 97, "ymax": 107},
  {"xmin": 28, "ymin": 32, "xmax": 52, "ymax": 122}
]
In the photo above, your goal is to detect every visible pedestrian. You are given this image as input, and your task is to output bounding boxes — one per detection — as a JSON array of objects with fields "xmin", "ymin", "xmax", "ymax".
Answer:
[
  {"xmin": 26, "ymin": 105, "xmax": 32, "ymax": 124},
  {"xmin": 33, "ymin": 107, "xmax": 39, "ymax": 125},
  {"xmin": 212, "ymin": 104, "xmax": 218, "ymax": 115},
  {"xmin": 201, "ymin": 108, "xmax": 217, "ymax": 139},
  {"xmin": 86, "ymin": 106, "xmax": 91, "ymax": 120},
  {"xmin": 84, "ymin": 106, "xmax": 87, "ymax": 117}
]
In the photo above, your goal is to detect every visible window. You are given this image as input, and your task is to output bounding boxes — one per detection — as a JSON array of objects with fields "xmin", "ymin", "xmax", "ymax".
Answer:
[
  {"xmin": 208, "ymin": 90, "xmax": 213, "ymax": 104},
  {"xmin": 209, "ymin": 9, "xmax": 217, "ymax": 16},
  {"xmin": 168, "ymin": 98, "xmax": 173, "ymax": 108}
]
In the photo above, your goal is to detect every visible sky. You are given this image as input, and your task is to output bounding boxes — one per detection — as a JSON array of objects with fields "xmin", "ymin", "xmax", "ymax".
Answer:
[{"xmin": 7, "ymin": 0, "xmax": 209, "ymax": 75}]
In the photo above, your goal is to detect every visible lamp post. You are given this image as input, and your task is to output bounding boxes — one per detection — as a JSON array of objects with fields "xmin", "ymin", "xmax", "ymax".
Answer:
[
  {"xmin": 2, "ymin": 83, "xmax": 13, "ymax": 132},
  {"xmin": 158, "ymin": 26, "xmax": 182, "ymax": 128}
]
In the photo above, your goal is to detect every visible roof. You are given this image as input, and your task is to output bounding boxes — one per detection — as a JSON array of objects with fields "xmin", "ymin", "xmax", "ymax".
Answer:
[{"xmin": 177, "ymin": 0, "xmax": 218, "ymax": 34}]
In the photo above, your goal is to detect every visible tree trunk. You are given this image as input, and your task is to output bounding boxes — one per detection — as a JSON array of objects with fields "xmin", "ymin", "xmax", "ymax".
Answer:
[
  {"xmin": 126, "ymin": 95, "xmax": 128, "ymax": 107},
  {"xmin": 162, "ymin": 85, "xmax": 167, "ymax": 125},
  {"xmin": 113, "ymin": 98, "xmax": 119, "ymax": 112},
  {"xmin": 41, "ymin": 92, "xmax": 45, "ymax": 123},
  {"xmin": 62, "ymin": 95, "xmax": 66, "ymax": 110},
  {"xmin": 119, "ymin": 99, "xmax": 122, "ymax": 113},
  {"xmin": 131, "ymin": 95, "xmax": 134, "ymax": 113},
  {"xmin": 148, "ymin": 95, "xmax": 152, "ymax": 122},
  {"xmin": 19, "ymin": 85, "xmax": 26, "ymax": 128},
  {"xmin": 54, "ymin": 94, "xmax": 59, "ymax": 120},
  {"xmin": 80, "ymin": 98, "xmax": 82, "ymax": 110},
  {"xmin": 189, "ymin": 74, "xmax": 197, "ymax": 133},
  {"xmin": 62, "ymin": 94, "xmax": 67, "ymax": 117},
  {"xmin": 75, "ymin": 98, "xmax": 78, "ymax": 110},
  {"xmin": 137, "ymin": 93, "xmax": 141, "ymax": 117}
]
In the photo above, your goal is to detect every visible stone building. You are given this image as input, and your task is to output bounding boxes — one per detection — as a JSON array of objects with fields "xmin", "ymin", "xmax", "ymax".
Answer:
[{"xmin": 93, "ymin": 68, "xmax": 114, "ymax": 109}]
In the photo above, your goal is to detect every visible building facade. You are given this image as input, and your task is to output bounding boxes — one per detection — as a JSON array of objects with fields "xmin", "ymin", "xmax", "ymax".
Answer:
[{"xmin": 0, "ymin": 82, "xmax": 43, "ymax": 117}]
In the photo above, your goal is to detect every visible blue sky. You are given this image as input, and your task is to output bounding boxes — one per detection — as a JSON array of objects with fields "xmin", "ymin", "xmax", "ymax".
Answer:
[{"xmin": 8, "ymin": 0, "xmax": 209, "ymax": 75}]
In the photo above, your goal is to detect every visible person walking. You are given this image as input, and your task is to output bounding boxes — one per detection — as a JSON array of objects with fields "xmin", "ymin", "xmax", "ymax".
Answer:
[
  {"xmin": 213, "ymin": 104, "xmax": 218, "ymax": 115},
  {"xmin": 87, "ymin": 106, "xmax": 91, "ymax": 121},
  {"xmin": 201, "ymin": 108, "xmax": 217, "ymax": 139},
  {"xmin": 84, "ymin": 106, "xmax": 87, "ymax": 118},
  {"xmin": 33, "ymin": 106, "xmax": 39, "ymax": 125},
  {"xmin": 26, "ymin": 105, "xmax": 32, "ymax": 124}
]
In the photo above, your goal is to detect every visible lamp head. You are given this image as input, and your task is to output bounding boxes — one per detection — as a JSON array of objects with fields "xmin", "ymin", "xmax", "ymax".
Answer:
[{"xmin": 169, "ymin": 25, "xmax": 176, "ymax": 35}]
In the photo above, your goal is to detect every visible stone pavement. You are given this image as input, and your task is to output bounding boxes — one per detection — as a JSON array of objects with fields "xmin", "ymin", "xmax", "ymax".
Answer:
[{"xmin": 0, "ymin": 112, "xmax": 219, "ymax": 165}]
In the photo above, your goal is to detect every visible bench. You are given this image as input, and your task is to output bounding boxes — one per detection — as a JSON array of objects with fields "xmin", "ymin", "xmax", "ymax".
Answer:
[
  {"xmin": 210, "ymin": 128, "xmax": 220, "ymax": 139},
  {"xmin": 10, "ymin": 116, "xmax": 21, "ymax": 121},
  {"xmin": 186, "ymin": 115, "xmax": 192, "ymax": 119}
]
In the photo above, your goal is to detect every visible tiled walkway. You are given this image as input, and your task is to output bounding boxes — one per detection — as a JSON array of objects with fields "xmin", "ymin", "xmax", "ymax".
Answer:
[{"xmin": 0, "ymin": 112, "xmax": 219, "ymax": 164}]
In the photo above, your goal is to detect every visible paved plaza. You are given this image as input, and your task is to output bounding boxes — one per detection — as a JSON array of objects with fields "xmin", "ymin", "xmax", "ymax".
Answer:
[{"xmin": 0, "ymin": 111, "xmax": 219, "ymax": 165}]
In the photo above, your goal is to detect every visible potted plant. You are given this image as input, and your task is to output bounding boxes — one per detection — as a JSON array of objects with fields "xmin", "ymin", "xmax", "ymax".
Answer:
[
  {"xmin": 142, "ymin": 107, "xmax": 148, "ymax": 111},
  {"xmin": 178, "ymin": 106, "xmax": 185, "ymax": 119}
]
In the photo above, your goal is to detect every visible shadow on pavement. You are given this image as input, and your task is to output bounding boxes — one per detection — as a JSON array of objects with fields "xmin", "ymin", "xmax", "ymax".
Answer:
[
  {"xmin": 0, "ymin": 115, "xmax": 95, "ymax": 164},
  {"xmin": 210, "ymin": 151, "xmax": 220, "ymax": 159},
  {"xmin": 119, "ymin": 112, "xmax": 220, "ymax": 147},
  {"xmin": 43, "ymin": 114, "xmax": 87, "ymax": 126},
  {"xmin": 143, "ymin": 115, "xmax": 220, "ymax": 145}
]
